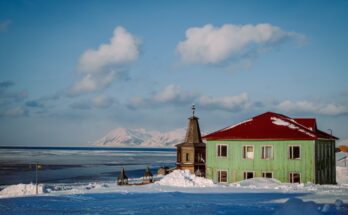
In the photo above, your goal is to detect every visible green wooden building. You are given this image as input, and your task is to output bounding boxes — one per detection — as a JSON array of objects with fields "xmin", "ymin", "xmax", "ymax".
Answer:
[{"xmin": 203, "ymin": 112, "xmax": 338, "ymax": 184}]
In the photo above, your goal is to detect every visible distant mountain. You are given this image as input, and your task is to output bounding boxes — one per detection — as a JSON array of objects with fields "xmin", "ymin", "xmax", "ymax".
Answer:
[{"xmin": 95, "ymin": 128, "xmax": 186, "ymax": 148}]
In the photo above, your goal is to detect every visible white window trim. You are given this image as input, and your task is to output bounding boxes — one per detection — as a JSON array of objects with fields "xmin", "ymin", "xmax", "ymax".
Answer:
[
  {"xmin": 289, "ymin": 172, "xmax": 301, "ymax": 183},
  {"xmin": 242, "ymin": 145, "xmax": 254, "ymax": 160},
  {"xmin": 260, "ymin": 145, "xmax": 273, "ymax": 160},
  {"xmin": 261, "ymin": 171, "xmax": 273, "ymax": 178},
  {"xmin": 288, "ymin": 145, "xmax": 301, "ymax": 160},
  {"xmin": 243, "ymin": 171, "xmax": 255, "ymax": 180},
  {"xmin": 216, "ymin": 144, "xmax": 228, "ymax": 158},
  {"xmin": 217, "ymin": 169, "xmax": 228, "ymax": 183}
]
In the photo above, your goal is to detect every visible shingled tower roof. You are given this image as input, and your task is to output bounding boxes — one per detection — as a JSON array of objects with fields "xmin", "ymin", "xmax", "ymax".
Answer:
[{"xmin": 177, "ymin": 105, "xmax": 205, "ymax": 147}]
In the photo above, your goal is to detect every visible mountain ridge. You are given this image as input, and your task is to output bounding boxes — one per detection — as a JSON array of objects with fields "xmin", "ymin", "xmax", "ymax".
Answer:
[{"xmin": 95, "ymin": 127, "xmax": 186, "ymax": 148}]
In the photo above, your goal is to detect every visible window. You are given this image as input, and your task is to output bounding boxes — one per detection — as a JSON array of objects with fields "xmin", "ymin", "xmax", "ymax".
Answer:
[
  {"xmin": 243, "ymin": 171, "xmax": 254, "ymax": 180},
  {"xmin": 217, "ymin": 145, "xmax": 227, "ymax": 157},
  {"xmin": 218, "ymin": 170, "xmax": 228, "ymax": 183},
  {"xmin": 243, "ymin": 145, "xmax": 254, "ymax": 159},
  {"xmin": 289, "ymin": 172, "xmax": 301, "ymax": 183},
  {"xmin": 262, "ymin": 172, "xmax": 273, "ymax": 178},
  {"xmin": 261, "ymin": 145, "xmax": 273, "ymax": 159},
  {"xmin": 289, "ymin": 146, "xmax": 301, "ymax": 159},
  {"xmin": 177, "ymin": 151, "xmax": 181, "ymax": 162},
  {"xmin": 185, "ymin": 153, "xmax": 189, "ymax": 162},
  {"xmin": 196, "ymin": 153, "xmax": 205, "ymax": 163}
]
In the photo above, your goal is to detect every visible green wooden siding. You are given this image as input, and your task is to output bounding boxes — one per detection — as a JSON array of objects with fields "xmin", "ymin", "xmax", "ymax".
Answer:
[{"xmin": 206, "ymin": 140, "xmax": 315, "ymax": 183}]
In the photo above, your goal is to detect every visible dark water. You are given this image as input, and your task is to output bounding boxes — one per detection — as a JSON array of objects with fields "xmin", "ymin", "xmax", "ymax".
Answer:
[{"xmin": 0, "ymin": 147, "xmax": 176, "ymax": 185}]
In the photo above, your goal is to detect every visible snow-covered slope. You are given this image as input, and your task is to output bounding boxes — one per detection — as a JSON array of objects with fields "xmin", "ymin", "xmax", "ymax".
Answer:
[{"xmin": 95, "ymin": 128, "xmax": 186, "ymax": 148}]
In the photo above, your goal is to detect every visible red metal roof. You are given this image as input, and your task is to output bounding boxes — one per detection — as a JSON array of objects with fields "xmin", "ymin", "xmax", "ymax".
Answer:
[
  {"xmin": 203, "ymin": 112, "xmax": 338, "ymax": 141},
  {"xmin": 293, "ymin": 118, "xmax": 317, "ymax": 131}
]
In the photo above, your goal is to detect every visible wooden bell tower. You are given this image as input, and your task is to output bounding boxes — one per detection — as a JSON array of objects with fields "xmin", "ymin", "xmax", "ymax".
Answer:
[{"xmin": 176, "ymin": 105, "xmax": 206, "ymax": 176}]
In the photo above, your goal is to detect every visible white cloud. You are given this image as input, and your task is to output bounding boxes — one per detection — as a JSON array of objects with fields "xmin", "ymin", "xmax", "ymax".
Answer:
[
  {"xmin": 127, "ymin": 97, "xmax": 145, "ymax": 108},
  {"xmin": 0, "ymin": 20, "xmax": 11, "ymax": 32},
  {"xmin": 152, "ymin": 84, "xmax": 196, "ymax": 103},
  {"xmin": 71, "ymin": 72, "xmax": 114, "ymax": 94},
  {"xmin": 0, "ymin": 107, "xmax": 28, "ymax": 117},
  {"xmin": 70, "ymin": 101, "xmax": 91, "ymax": 110},
  {"xmin": 70, "ymin": 95, "xmax": 115, "ymax": 110},
  {"xmin": 71, "ymin": 26, "xmax": 140, "ymax": 95},
  {"xmin": 92, "ymin": 95, "xmax": 114, "ymax": 108},
  {"xmin": 128, "ymin": 84, "xmax": 250, "ymax": 112},
  {"xmin": 78, "ymin": 26, "xmax": 140, "ymax": 74},
  {"xmin": 177, "ymin": 23, "xmax": 304, "ymax": 64},
  {"xmin": 276, "ymin": 100, "xmax": 348, "ymax": 116},
  {"xmin": 198, "ymin": 92, "xmax": 250, "ymax": 111},
  {"xmin": 128, "ymin": 84, "xmax": 196, "ymax": 109}
]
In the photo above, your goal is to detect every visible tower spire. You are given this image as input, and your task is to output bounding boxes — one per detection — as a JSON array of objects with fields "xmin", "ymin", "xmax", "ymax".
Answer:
[{"xmin": 192, "ymin": 104, "xmax": 196, "ymax": 117}]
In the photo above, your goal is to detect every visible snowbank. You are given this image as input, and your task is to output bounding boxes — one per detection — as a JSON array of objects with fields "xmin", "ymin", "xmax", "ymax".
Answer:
[
  {"xmin": 232, "ymin": 177, "xmax": 282, "ymax": 188},
  {"xmin": 156, "ymin": 170, "xmax": 215, "ymax": 187},
  {"xmin": 337, "ymin": 166, "xmax": 348, "ymax": 185},
  {"xmin": 274, "ymin": 198, "xmax": 346, "ymax": 215},
  {"xmin": 0, "ymin": 183, "xmax": 45, "ymax": 198},
  {"xmin": 274, "ymin": 198, "xmax": 322, "ymax": 215},
  {"xmin": 1, "ymin": 167, "xmax": 348, "ymax": 200}
]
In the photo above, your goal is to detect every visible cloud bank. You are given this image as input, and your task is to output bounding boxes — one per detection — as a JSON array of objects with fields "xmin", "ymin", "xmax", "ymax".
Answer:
[
  {"xmin": 276, "ymin": 100, "xmax": 348, "ymax": 116},
  {"xmin": 70, "ymin": 95, "xmax": 115, "ymax": 110},
  {"xmin": 177, "ymin": 23, "xmax": 305, "ymax": 64},
  {"xmin": 71, "ymin": 26, "xmax": 140, "ymax": 95},
  {"xmin": 127, "ymin": 84, "xmax": 348, "ymax": 117},
  {"xmin": 0, "ymin": 106, "xmax": 28, "ymax": 117},
  {"xmin": 198, "ymin": 93, "xmax": 249, "ymax": 111},
  {"xmin": 128, "ymin": 84, "xmax": 250, "ymax": 112}
]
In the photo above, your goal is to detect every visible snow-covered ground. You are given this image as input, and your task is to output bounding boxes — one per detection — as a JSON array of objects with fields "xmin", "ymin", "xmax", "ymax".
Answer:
[{"xmin": 1, "ymin": 168, "xmax": 347, "ymax": 214}]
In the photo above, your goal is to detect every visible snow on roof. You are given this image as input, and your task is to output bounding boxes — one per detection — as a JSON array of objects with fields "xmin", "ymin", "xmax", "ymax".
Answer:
[
  {"xmin": 220, "ymin": 119, "xmax": 253, "ymax": 132},
  {"xmin": 293, "ymin": 118, "xmax": 316, "ymax": 131},
  {"xmin": 270, "ymin": 117, "xmax": 316, "ymax": 138},
  {"xmin": 203, "ymin": 112, "xmax": 338, "ymax": 141}
]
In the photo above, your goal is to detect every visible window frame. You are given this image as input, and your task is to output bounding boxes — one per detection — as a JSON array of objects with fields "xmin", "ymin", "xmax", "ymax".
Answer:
[
  {"xmin": 261, "ymin": 171, "xmax": 273, "ymax": 178},
  {"xmin": 289, "ymin": 172, "xmax": 301, "ymax": 183},
  {"xmin": 217, "ymin": 144, "xmax": 228, "ymax": 158},
  {"xmin": 288, "ymin": 145, "xmax": 301, "ymax": 160},
  {"xmin": 243, "ymin": 171, "xmax": 255, "ymax": 180},
  {"xmin": 217, "ymin": 170, "xmax": 228, "ymax": 183},
  {"xmin": 242, "ymin": 145, "xmax": 254, "ymax": 160},
  {"xmin": 261, "ymin": 145, "xmax": 273, "ymax": 160}
]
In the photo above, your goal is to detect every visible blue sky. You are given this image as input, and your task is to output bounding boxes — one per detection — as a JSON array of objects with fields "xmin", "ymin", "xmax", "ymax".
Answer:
[{"xmin": 0, "ymin": 0, "xmax": 347, "ymax": 146}]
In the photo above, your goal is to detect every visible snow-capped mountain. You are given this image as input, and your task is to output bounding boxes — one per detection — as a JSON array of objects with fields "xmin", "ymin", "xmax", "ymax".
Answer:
[{"xmin": 95, "ymin": 128, "xmax": 186, "ymax": 148}]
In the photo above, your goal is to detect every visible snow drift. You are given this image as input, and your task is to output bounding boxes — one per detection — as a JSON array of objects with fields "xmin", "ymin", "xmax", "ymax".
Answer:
[
  {"xmin": 156, "ymin": 170, "xmax": 215, "ymax": 187},
  {"xmin": 0, "ymin": 183, "xmax": 45, "ymax": 198}
]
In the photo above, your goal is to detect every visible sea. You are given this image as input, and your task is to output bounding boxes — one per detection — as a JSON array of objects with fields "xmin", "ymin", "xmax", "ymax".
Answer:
[{"xmin": 0, "ymin": 147, "xmax": 176, "ymax": 186}]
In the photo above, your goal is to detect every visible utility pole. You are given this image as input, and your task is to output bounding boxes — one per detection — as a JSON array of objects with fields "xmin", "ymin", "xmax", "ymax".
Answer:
[{"xmin": 36, "ymin": 162, "xmax": 38, "ymax": 195}]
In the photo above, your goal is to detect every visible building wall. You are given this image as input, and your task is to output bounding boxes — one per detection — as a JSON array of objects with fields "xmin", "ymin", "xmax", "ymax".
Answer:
[
  {"xmin": 206, "ymin": 140, "xmax": 315, "ymax": 183},
  {"xmin": 315, "ymin": 139, "xmax": 336, "ymax": 184},
  {"xmin": 176, "ymin": 146, "xmax": 195, "ymax": 173}
]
